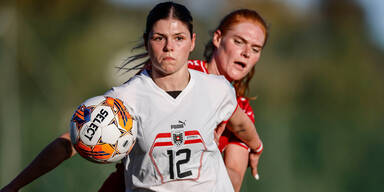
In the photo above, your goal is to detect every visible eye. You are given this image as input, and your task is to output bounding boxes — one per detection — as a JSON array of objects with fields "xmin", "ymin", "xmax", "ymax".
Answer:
[
  {"xmin": 152, "ymin": 36, "xmax": 163, "ymax": 41},
  {"xmin": 234, "ymin": 38, "xmax": 243, "ymax": 45},
  {"xmin": 252, "ymin": 47, "xmax": 261, "ymax": 53},
  {"xmin": 175, "ymin": 35, "xmax": 185, "ymax": 41}
]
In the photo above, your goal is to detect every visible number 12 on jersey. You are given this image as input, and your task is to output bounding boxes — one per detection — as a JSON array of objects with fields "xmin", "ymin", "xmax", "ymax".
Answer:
[
  {"xmin": 149, "ymin": 130, "xmax": 207, "ymax": 183},
  {"xmin": 167, "ymin": 148, "xmax": 192, "ymax": 179}
]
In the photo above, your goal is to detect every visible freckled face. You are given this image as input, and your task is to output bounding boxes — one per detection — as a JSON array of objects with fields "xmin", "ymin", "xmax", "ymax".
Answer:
[
  {"xmin": 213, "ymin": 22, "xmax": 266, "ymax": 81},
  {"xmin": 147, "ymin": 18, "xmax": 195, "ymax": 76}
]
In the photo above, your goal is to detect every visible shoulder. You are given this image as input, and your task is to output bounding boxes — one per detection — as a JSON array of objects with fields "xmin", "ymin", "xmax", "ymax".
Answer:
[
  {"xmin": 190, "ymin": 69, "xmax": 234, "ymax": 95},
  {"xmin": 118, "ymin": 71, "xmax": 149, "ymax": 88},
  {"xmin": 104, "ymin": 71, "xmax": 149, "ymax": 100}
]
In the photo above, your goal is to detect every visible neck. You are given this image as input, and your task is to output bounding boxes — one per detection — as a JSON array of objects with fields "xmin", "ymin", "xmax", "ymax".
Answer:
[
  {"xmin": 150, "ymin": 67, "xmax": 190, "ymax": 91},
  {"xmin": 206, "ymin": 58, "xmax": 220, "ymax": 76}
]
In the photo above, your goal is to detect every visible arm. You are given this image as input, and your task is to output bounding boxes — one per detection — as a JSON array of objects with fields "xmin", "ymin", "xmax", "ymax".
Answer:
[
  {"xmin": 223, "ymin": 144, "xmax": 250, "ymax": 192},
  {"xmin": 227, "ymin": 107, "xmax": 263, "ymax": 179},
  {"xmin": 1, "ymin": 132, "xmax": 76, "ymax": 192},
  {"xmin": 227, "ymin": 107, "xmax": 261, "ymax": 151}
]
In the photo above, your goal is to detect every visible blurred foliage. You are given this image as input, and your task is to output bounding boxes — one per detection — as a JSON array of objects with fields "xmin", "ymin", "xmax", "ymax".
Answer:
[{"xmin": 0, "ymin": 0, "xmax": 383, "ymax": 191}]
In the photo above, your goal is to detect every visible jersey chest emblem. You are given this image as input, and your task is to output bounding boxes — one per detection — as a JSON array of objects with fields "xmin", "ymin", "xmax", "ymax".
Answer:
[{"xmin": 172, "ymin": 132, "xmax": 184, "ymax": 146}]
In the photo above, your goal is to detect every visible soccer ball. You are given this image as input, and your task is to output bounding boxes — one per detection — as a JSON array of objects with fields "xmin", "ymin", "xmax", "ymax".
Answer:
[{"xmin": 69, "ymin": 96, "xmax": 136, "ymax": 163}]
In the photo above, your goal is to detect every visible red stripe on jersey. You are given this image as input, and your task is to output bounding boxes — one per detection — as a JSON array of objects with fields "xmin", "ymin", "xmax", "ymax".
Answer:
[
  {"xmin": 153, "ymin": 141, "xmax": 173, "ymax": 147},
  {"xmin": 185, "ymin": 139, "xmax": 203, "ymax": 145},
  {"xmin": 155, "ymin": 133, "xmax": 171, "ymax": 138},
  {"xmin": 185, "ymin": 130, "xmax": 200, "ymax": 136}
]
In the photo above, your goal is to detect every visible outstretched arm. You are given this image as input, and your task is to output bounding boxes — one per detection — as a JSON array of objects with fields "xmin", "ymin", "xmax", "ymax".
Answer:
[
  {"xmin": 0, "ymin": 132, "xmax": 76, "ymax": 192},
  {"xmin": 227, "ymin": 107, "xmax": 263, "ymax": 178}
]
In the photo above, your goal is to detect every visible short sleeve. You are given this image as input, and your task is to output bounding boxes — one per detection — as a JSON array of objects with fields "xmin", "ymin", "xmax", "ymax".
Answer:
[
  {"xmin": 237, "ymin": 97, "xmax": 255, "ymax": 123},
  {"xmin": 217, "ymin": 79, "xmax": 238, "ymax": 123},
  {"xmin": 104, "ymin": 87, "xmax": 118, "ymax": 98}
]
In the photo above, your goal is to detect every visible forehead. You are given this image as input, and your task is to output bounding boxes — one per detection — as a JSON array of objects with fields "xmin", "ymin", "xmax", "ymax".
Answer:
[
  {"xmin": 151, "ymin": 18, "xmax": 190, "ymax": 34},
  {"xmin": 225, "ymin": 22, "xmax": 266, "ymax": 46}
]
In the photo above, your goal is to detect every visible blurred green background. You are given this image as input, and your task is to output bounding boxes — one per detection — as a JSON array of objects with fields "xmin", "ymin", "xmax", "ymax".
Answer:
[{"xmin": 1, "ymin": 0, "xmax": 383, "ymax": 191}]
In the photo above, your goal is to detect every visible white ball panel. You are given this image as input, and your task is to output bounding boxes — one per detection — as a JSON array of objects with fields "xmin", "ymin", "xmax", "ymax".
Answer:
[
  {"xmin": 117, "ymin": 134, "xmax": 135, "ymax": 154},
  {"xmin": 101, "ymin": 124, "xmax": 121, "ymax": 144},
  {"xmin": 107, "ymin": 153, "xmax": 126, "ymax": 163}
]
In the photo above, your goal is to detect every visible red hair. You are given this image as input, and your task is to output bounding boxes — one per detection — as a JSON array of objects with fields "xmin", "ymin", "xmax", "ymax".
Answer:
[{"xmin": 204, "ymin": 9, "xmax": 268, "ymax": 97}]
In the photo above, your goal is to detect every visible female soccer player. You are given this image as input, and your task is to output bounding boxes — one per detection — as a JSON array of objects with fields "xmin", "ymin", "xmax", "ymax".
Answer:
[
  {"xmin": 103, "ymin": 2, "xmax": 262, "ymax": 191},
  {"xmin": 0, "ymin": 2, "xmax": 262, "ymax": 192},
  {"xmin": 99, "ymin": 7, "xmax": 267, "ymax": 192},
  {"xmin": 99, "ymin": 8, "xmax": 268, "ymax": 192},
  {"xmin": 188, "ymin": 9, "xmax": 268, "ymax": 192}
]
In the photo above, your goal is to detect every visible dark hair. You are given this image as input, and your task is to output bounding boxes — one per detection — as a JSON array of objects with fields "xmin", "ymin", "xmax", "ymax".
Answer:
[
  {"xmin": 118, "ymin": 2, "xmax": 193, "ymax": 73},
  {"xmin": 204, "ymin": 9, "xmax": 269, "ymax": 98}
]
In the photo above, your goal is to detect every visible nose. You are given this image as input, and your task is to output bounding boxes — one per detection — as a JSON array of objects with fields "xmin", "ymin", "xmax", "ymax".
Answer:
[
  {"xmin": 241, "ymin": 47, "xmax": 250, "ymax": 58},
  {"xmin": 163, "ymin": 39, "xmax": 174, "ymax": 52}
]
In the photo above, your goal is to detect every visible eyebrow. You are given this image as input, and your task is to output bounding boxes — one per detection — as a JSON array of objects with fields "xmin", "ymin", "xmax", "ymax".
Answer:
[
  {"xmin": 152, "ymin": 32, "xmax": 187, "ymax": 36},
  {"xmin": 234, "ymin": 35, "xmax": 263, "ymax": 48}
]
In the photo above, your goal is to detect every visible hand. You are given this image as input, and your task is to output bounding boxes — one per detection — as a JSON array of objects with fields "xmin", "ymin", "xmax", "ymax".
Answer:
[
  {"xmin": 249, "ymin": 142, "xmax": 263, "ymax": 180},
  {"xmin": 214, "ymin": 122, "xmax": 226, "ymax": 146},
  {"xmin": 249, "ymin": 150, "xmax": 261, "ymax": 180}
]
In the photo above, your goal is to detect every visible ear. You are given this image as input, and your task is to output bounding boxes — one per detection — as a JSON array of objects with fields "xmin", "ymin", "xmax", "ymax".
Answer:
[
  {"xmin": 190, "ymin": 33, "xmax": 196, "ymax": 52},
  {"xmin": 212, "ymin": 29, "xmax": 222, "ymax": 49}
]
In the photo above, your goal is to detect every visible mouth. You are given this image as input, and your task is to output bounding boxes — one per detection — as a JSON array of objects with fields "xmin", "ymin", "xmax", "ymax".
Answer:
[
  {"xmin": 163, "ymin": 56, "xmax": 175, "ymax": 61},
  {"xmin": 234, "ymin": 61, "xmax": 246, "ymax": 68}
]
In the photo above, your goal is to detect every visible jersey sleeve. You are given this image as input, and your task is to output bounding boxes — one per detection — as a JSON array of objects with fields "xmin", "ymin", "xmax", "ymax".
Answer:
[
  {"xmin": 103, "ymin": 86, "xmax": 138, "ymax": 129},
  {"xmin": 104, "ymin": 87, "xmax": 117, "ymax": 98},
  {"xmin": 104, "ymin": 86, "xmax": 138, "ymax": 172},
  {"xmin": 237, "ymin": 97, "xmax": 255, "ymax": 123},
  {"xmin": 216, "ymin": 78, "xmax": 238, "ymax": 123}
]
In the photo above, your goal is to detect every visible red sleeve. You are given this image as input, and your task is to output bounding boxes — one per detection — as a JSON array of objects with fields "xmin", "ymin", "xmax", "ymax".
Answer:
[{"xmin": 237, "ymin": 97, "xmax": 255, "ymax": 123}]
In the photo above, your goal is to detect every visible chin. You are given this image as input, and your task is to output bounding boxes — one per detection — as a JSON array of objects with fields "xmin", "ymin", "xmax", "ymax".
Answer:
[{"xmin": 228, "ymin": 73, "xmax": 244, "ymax": 81}]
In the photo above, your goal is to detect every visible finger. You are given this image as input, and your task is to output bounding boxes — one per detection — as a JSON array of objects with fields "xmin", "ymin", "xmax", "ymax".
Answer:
[
  {"xmin": 215, "ymin": 122, "xmax": 226, "ymax": 138},
  {"xmin": 250, "ymin": 153, "xmax": 260, "ymax": 180}
]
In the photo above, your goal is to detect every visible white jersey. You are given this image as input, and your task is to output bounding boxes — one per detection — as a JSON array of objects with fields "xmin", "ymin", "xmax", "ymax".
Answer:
[{"xmin": 105, "ymin": 69, "xmax": 237, "ymax": 192}]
